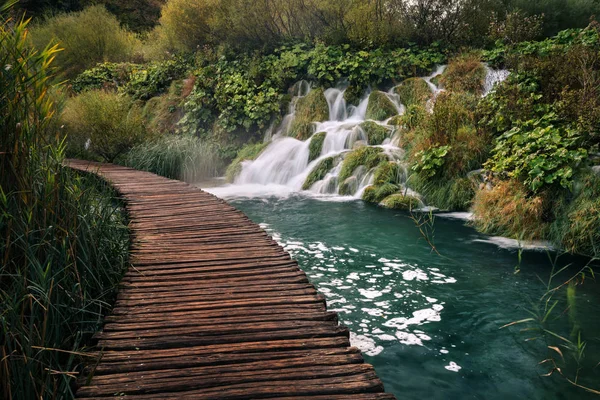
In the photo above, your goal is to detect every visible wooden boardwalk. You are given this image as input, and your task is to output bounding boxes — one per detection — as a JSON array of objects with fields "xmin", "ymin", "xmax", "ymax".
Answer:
[{"xmin": 67, "ymin": 160, "xmax": 395, "ymax": 400}]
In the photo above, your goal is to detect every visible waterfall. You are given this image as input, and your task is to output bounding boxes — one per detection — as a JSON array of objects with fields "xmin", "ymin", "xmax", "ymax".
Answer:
[{"xmin": 221, "ymin": 64, "xmax": 509, "ymax": 201}]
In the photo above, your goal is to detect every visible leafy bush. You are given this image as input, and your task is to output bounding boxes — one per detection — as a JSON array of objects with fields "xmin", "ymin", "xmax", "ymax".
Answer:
[
  {"xmin": 29, "ymin": 5, "xmax": 140, "ymax": 78},
  {"xmin": 156, "ymin": 0, "xmax": 219, "ymax": 52},
  {"xmin": 62, "ymin": 90, "xmax": 147, "ymax": 162},
  {"xmin": 71, "ymin": 62, "xmax": 137, "ymax": 93},
  {"xmin": 485, "ymin": 114, "xmax": 587, "ymax": 193},
  {"xmin": 412, "ymin": 145, "xmax": 451, "ymax": 178},
  {"xmin": 339, "ymin": 146, "xmax": 387, "ymax": 182},
  {"xmin": 121, "ymin": 134, "xmax": 223, "ymax": 182},
  {"xmin": 225, "ymin": 141, "xmax": 270, "ymax": 182}
]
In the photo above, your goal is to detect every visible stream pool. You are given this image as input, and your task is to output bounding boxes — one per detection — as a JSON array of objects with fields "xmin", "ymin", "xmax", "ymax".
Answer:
[{"xmin": 205, "ymin": 189, "xmax": 600, "ymax": 399}]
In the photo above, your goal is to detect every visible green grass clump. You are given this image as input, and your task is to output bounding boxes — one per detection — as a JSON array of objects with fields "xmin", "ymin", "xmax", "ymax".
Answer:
[
  {"xmin": 362, "ymin": 183, "xmax": 399, "ymax": 203},
  {"xmin": 339, "ymin": 147, "xmax": 387, "ymax": 182},
  {"xmin": 381, "ymin": 193, "xmax": 421, "ymax": 210},
  {"xmin": 303, "ymin": 156, "xmax": 336, "ymax": 190},
  {"xmin": 374, "ymin": 161, "xmax": 402, "ymax": 185},
  {"xmin": 439, "ymin": 54, "xmax": 486, "ymax": 95},
  {"xmin": 551, "ymin": 172, "xmax": 600, "ymax": 256},
  {"xmin": 309, "ymin": 132, "xmax": 327, "ymax": 161},
  {"xmin": 365, "ymin": 91, "xmax": 398, "ymax": 120},
  {"xmin": 410, "ymin": 173, "xmax": 475, "ymax": 211},
  {"xmin": 225, "ymin": 141, "xmax": 270, "ymax": 182},
  {"xmin": 394, "ymin": 78, "xmax": 432, "ymax": 107},
  {"xmin": 29, "ymin": 5, "xmax": 140, "ymax": 79},
  {"xmin": 121, "ymin": 134, "xmax": 224, "ymax": 182},
  {"xmin": 62, "ymin": 90, "xmax": 148, "ymax": 162},
  {"xmin": 2, "ymin": 9, "xmax": 129, "ymax": 398},
  {"xmin": 360, "ymin": 121, "xmax": 392, "ymax": 145},
  {"xmin": 289, "ymin": 88, "xmax": 329, "ymax": 140}
]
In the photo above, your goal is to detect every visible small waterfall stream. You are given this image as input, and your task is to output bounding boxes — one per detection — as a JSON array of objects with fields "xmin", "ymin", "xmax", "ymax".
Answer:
[{"xmin": 226, "ymin": 65, "xmax": 509, "ymax": 201}]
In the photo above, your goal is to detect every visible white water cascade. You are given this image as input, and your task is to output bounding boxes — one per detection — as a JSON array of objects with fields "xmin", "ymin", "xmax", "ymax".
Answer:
[{"xmin": 215, "ymin": 65, "xmax": 509, "ymax": 200}]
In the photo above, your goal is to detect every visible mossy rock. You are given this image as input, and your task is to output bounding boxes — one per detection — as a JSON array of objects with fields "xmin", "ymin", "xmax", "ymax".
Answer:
[
  {"xmin": 339, "ymin": 176, "xmax": 359, "ymax": 196},
  {"xmin": 388, "ymin": 115, "xmax": 403, "ymax": 126},
  {"xmin": 365, "ymin": 91, "xmax": 398, "ymax": 121},
  {"xmin": 303, "ymin": 156, "xmax": 336, "ymax": 190},
  {"xmin": 359, "ymin": 121, "xmax": 392, "ymax": 145},
  {"xmin": 309, "ymin": 132, "xmax": 327, "ymax": 162},
  {"xmin": 344, "ymin": 86, "xmax": 363, "ymax": 105},
  {"xmin": 362, "ymin": 183, "xmax": 399, "ymax": 203},
  {"xmin": 430, "ymin": 74, "xmax": 442, "ymax": 87},
  {"xmin": 393, "ymin": 78, "xmax": 432, "ymax": 107},
  {"xmin": 381, "ymin": 194, "xmax": 421, "ymax": 210},
  {"xmin": 374, "ymin": 162, "xmax": 402, "ymax": 186},
  {"xmin": 439, "ymin": 55, "xmax": 486, "ymax": 95},
  {"xmin": 339, "ymin": 147, "xmax": 387, "ymax": 183},
  {"xmin": 225, "ymin": 142, "xmax": 270, "ymax": 182},
  {"xmin": 289, "ymin": 88, "xmax": 329, "ymax": 140}
]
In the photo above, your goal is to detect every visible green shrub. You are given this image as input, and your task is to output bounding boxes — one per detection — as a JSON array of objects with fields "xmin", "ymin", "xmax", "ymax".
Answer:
[
  {"xmin": 439, "ymin": 54, "xmax": 486, "ymax": 94},
  {"xmin": 225, "ymin": 141, "xmax": 270, "ymax": 182},
  {"xmin": 394, "ymin": 78, "xmax": 432, "ymax": 107},
  {"xmin": 360, "ymin": 121, "xmax": 392, "ymax": 145},
  {"xmin": 71, "ymin": 62, "xmax": 137, "ymax": 93},
  {"xmin": 123, "ymin": 58, "xmax": 189, "ymax": 100},
  {"xmin": 142, "ymin": 80, "xmax": 187, "ymax": 134},
  {"xmin": 303, "ymin": 156, "xmax": 337, "ymax": 190},
  {"xmin": 62, "ymin": 90, "xmax": 147, "ymax": 162},
  {"xmin": 121, "ymin": 134, "xmax": 223, "ymax": 182},
  {"xmin": 365, "ymin": 91, "xmax": 398, "ymax": 120},
  {"xmin": 339, "ymin": 146, "xmax": 387, "ymax": 182},
  {"xmin": 289, "ymin": 88, "xmax": 329, "ymax": 140},
  {"xmin": 381, "ymin": 193, "xmax": 421, "ymax": 210},
  {"xmin": 485, "ymin": 113, "xmax": 587, "ymax": 193},
  {"xmin": 412, "ymin": 144, "xmax": 451, "ymax": 178},
  {"xmin": 29, "ymin": 5, "xmax": 140, "ymax": 79},
  {"xmin": 157, "ymin": 0, "xmax": 219, "ymax": 52},
  {"xmin": 309, "ymin": 131, "xmax": 327, "ymax": 161}
]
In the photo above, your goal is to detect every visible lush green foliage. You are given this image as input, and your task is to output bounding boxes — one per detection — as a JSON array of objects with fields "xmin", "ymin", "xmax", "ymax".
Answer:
[
  {"xmin": 121, "ymin": 134, "xmax": 223, "ymax": 182},
  {"xmin": 1, "ymin": 7, "xmax": 128, "ymax": 398},
  {"xmin": 62, "ymin": 90, "xmax": 148, "ymax": 162},
  {"xmin": 412, "ymin": 145, "xmax": 451, "ymax": 178},
  {"xmin": 485, "ymin": 115, "xmax": 587, "ymax": 192},
  {"xmin": 29, "ymin": 5, "xmax": 140, "ymax": 78}
]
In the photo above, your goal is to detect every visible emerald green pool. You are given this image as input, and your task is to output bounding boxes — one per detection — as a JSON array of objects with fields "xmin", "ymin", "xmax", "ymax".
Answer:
[{"xmin": 212, "ymin": 192, "xmax": 600, "ymax": 399}]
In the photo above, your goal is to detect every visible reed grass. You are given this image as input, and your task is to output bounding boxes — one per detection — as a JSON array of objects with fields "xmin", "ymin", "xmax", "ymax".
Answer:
[
  {"xmin": 1, "ymin": 4, "xmax": 129, "ymax": 398},
  {"xmin": 121, "ymin": 134, "xmax": 224, "ymax": 183}
]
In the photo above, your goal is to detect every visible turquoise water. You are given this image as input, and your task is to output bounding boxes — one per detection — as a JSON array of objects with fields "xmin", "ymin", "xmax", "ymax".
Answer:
[{"xmin": 219, "ymin": 194, "xmax": 599, "ymax": 399}]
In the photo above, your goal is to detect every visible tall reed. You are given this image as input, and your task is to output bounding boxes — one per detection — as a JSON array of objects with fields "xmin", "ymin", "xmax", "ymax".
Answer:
[{"xmin": 1, "ymin": 3, "xmax": 129, "ymax": 398}]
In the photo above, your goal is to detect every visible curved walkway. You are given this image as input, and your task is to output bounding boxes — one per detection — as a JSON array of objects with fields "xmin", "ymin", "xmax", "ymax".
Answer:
[{"xmin": 67, "ymin": 160, "xmax": 395, "ymax": 400}]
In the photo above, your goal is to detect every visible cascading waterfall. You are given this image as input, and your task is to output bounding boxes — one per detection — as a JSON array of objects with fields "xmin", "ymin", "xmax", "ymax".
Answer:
[{"xmin": 230, "ymin": 65, "xmax": 509, "ymax": 201}]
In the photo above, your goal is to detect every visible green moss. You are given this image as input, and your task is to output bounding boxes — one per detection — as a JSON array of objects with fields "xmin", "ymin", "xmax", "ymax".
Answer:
[
  {"xmin": 362, "ymin": 183, "xmax": 399, "ymax": 203},
  {"xmin": 394, "ymin": 78, "xmax": 432, "ymax": 107},
  {"xmin": 309, "ymin": 132, "xmax": 327, "ymax": 162},
  {"xmin": 389, "ymin": 115, "xmax": 403, "ymax": 126},
  {"xmin": 339, "ymin": 176, "xmax": 359, "ymax": 195},
  {"xmin": 360, "ymin": 121, "xmax": 392, "ymax": 145},
  {"xmin": 289, "ymin": 88, "xmax": 329, "ymax": 140},
  {"xmin": 381, "ymin": 193, "xmax": 421, "ymax": 210},
  {"xmin": 439, "ymin": 54, "xmax": 486, "ymax": 94},
  {"xmin": 365, "ymin": 91, "xmax": 398, "ymax": 121},
  {"xmin": 374, "ymin": 162, "xmax": 402, "ymax": 185},
  {"xmin": 339, "ymin": 147, "xmax": 387, "ymax": 183},
  {"xmin": 225, "ymin": 141, "xmax": 270, "ymax": 182},
  {"xmin": 430, "ymin": 74, "xmax": 441, "ymax": 87},
  {"xmin": 303, "ymin": 156, "xmax": 336, "ymax": 190}
]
